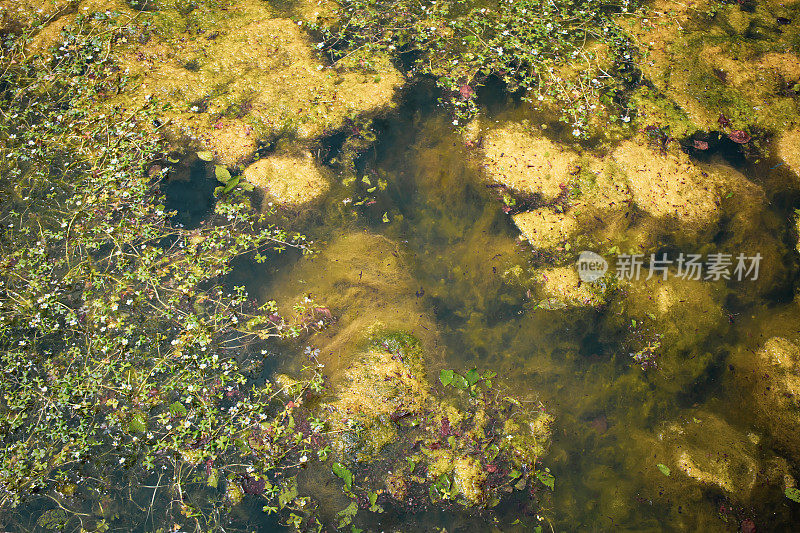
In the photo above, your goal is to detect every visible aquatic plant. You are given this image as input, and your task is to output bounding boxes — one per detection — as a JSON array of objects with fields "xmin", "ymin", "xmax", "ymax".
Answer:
[
  {"xmin": 312, "ymin": 0, "xmax": 641, "ymax": 134},
  {"xmin": 0, "ymin": 10, "xmax": 326, "ymax": 530}
]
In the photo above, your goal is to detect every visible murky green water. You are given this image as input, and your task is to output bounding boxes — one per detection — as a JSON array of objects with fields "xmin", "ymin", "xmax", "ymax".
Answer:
[{"xmin": 224, "ymin": 81, "xmax": 800, "ymax": 531}]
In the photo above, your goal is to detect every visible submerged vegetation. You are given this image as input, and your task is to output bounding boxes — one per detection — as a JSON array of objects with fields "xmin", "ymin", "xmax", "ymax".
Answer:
[{"xmin": 1, "ymin": 0, "xmax": 800, "ymax": 530}]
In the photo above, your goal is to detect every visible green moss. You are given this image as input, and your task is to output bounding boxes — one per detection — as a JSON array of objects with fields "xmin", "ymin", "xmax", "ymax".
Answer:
[{"xmin": 631, "ymin": 86, "xmax": 699, "ymax": 138}]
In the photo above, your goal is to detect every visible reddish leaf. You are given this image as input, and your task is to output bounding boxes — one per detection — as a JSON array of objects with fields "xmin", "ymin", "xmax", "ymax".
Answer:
[{"xmin": 728, "ymin": 130, "xmax": 751, "ymax": 143}]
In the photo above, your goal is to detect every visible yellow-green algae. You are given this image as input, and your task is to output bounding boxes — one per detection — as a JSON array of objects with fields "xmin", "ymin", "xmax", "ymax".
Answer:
[
  {"xmin": 776, "ymin": 127, "xmax": 800, "ymax": 180},
  {"xmin": 243, "ymin": 150, "xmax": 330, "ymax": 207},
  {"xmin": 733, "ymin": 332, "xmax": 800, "ymax": 461},
  {"xmin": 112, "ymin": 0, "xmax": 403, "ymax": 167},
  {"xmin": 626, "ymin": 0, "xmax": 800, "ymax": 135},
  {"xmin": 267, "ymin": 231, "xmax": 439, "ymax": 375}
]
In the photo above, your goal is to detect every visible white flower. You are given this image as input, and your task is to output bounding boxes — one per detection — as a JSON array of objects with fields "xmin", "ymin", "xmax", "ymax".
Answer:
[{"xmin": 572, "ymin": 129, "xmax": 581, "ymax": 137}]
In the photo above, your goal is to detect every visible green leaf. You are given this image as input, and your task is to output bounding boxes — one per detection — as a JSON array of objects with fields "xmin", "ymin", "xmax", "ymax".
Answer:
[
  {"xmin": 207, "ymin": 468, "xmax": 219, "ymax": 488},
  {"xmin": 368, "ymin": 491, "xmax": 384, "ymax": 513},
  {"xmin": 337, "ymin": 501, "xmax": 358, "ymax": 527},
  {"xmin": 278, "ymin": 481, "xmax": 298, "ymax": 508},
  {"xmin": 129, "ymin": 413, "xmax": 147, "ymax": 433},
  {"xmin": 451, "ymin": 373, "xmax": 469, "ymax": 390},
  {"xmin": 439, "ymin": 369, "xmax": 454, "ymax": 386},
  {"xmin": 215, "ymin": 165, "xmax": 231, "ymax": 183},
  {"xmin": 196, "ymin": 151, "xmax": 213, "ymax": 161},
  {"xmin": 222, "ymin": 176, "xmax": 240, "ymax": 194},
  {"xmin": 536, "ymin": 470, "xmax": 555, "ymax": 490},
  {"xmin": 168, "ymin": 401, "xmax": 187, "ymax": 417},
  {"xmin": 657, "ymin": 463, "xmax": 671, "ymax": 476},
  {"xmin": 486, "ymin": 444, "xmax": 500, "ymax": 461},
  {"xmin": 332, "ymin": 462, "xmax": 353, "ymax": 489},
  {"xmin": 464, "ymin": 368, "xmax": 480, "ymax": 387},
  {"xmin": 509, "ymin": 469, "xmax": 522, "ymax": 479},
  {"xmin": 786, "ymin": 487, "xmax": 800, "ymax": 502}
]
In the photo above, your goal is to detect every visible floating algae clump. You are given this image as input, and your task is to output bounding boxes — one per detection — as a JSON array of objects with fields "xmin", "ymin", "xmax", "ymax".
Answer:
[
  {"xmin": 243, "ymin": 151, "xmax": 329, "ymax": 206},
  {"xmin": 482, "ymin": 122, "xmax": 579, "ymax": 202},
  {"xmin": 776, "ymin": 128, "xmax": 800, "ymax": 182},
  {"xmin": 512, "ymin": 208, "xmax": 579, "ymax": 251},
  {"xmin": 452, "ymin": 456, "xmax": 488, "ymax": 505},
  {"xmin": 610, "ymin": 141, "xmax": 721, "ymax": 236},
  {"xmin": 532, "ymin": 266, "xmax": 610, "ymax": 309},
  {"xmin": 113, "ymin": 0, "xmax": 403, "ymax": 166}
]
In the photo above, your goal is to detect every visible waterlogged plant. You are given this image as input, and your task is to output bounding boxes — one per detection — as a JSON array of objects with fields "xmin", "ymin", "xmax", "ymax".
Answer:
[
  {"xmin": 439, "ymin": 367, "xmax": 496, "ymax": 396},
  {"xmin": 0, "ymin": 11, "xmax": 328, "ymax": 531},
  {"xmin": 312, "ymin": 0, "xmax": 641, "ymax": 134}
]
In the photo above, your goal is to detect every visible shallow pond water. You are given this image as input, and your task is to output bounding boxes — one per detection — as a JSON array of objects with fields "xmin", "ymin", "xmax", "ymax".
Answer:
[{"xmin": 219, "ymin": 80, "xmax": 800, "ymax": 532}]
